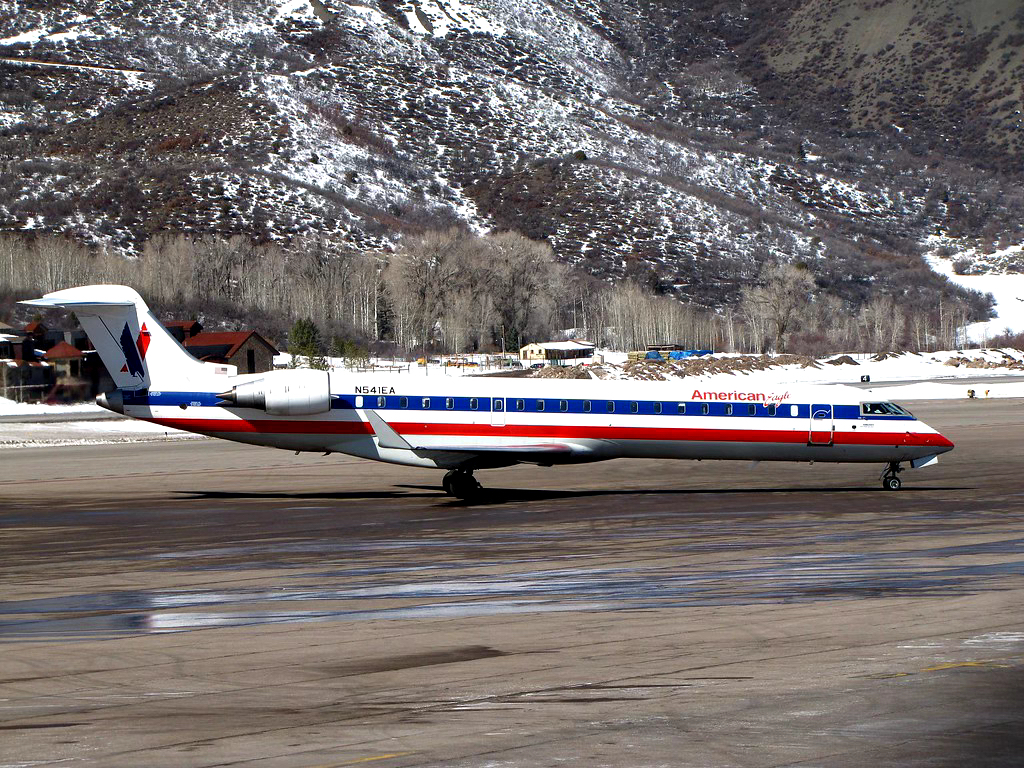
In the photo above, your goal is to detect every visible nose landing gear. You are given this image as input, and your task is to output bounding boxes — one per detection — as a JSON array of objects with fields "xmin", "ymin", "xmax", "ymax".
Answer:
[
  {"xmin": 442, "ymin": 469, "xmax": 483, "ymax": 500},
  {"xmin": 881, "ymin": 461, "xmax": 903, "ymax": 490}
]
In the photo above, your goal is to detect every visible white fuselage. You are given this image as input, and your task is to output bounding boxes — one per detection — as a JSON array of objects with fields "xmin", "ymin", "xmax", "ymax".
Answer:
[{"xmin": 118, "ymin": 372, "xmax": 954, "ymax": 471}]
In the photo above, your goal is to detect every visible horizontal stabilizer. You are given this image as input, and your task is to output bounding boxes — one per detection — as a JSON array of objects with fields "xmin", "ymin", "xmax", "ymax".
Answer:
[{"xmin": 20, "ymin": 298, "xmax": 135, "ymax": 310}]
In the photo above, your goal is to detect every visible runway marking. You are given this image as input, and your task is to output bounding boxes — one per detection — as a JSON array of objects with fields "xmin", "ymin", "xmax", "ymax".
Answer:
[
  {"xmin": 857, "ymin": 657, "xmax": 1021, "ymax": 679},
  {"xmin": 310, "ymin": 753, "xmax": 415, "ymax": 767},
  {"xmin": 921, "ymin": 660, "xmax": 1013, "ymax": 672}
]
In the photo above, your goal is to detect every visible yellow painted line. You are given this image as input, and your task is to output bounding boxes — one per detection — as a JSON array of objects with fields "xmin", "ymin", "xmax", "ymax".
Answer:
[
  {"xmin": 855, "ymin": 657, "xmax": 1020, "ymax": 680},
  {"xmin": 922, "ymin": 661, "xmax": 1007, "ymax": 672},
  {"xmin": 858, "ymin": 672, "xmax": 910, "ymax": 679},
  {"xmin": 309, "ymin": 752, "xmax": 415, "ymax": 768}
]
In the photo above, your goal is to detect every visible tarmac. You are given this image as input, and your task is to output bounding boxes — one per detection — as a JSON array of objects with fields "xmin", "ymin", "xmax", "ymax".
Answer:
[{"xmin": 1, "ymin": 399, "xmax": 1023, "ymax": 767}]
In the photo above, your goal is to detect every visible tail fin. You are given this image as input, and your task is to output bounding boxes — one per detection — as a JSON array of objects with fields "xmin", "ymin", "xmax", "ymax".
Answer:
[{"xmin": 20, "ymin": 285, "xmax": 232, "ymax": 390}]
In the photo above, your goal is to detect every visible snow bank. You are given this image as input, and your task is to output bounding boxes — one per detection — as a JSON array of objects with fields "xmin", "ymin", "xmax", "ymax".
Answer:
[
  {"xmin": 0, "ymin": 418, "xmax": 200, "ymax": 450},
  {"xmin": 0, "ymin": 396, "xmax": 104, "ymax": 417},
  {"xmin": 592, "ymin": 348, "xmax": 1024, "ymax": 400},
  {"xmin": 925, "ymin": 244, "xmax": 1024, "ymax": 343},
  {"xmin": 863, "ymin": 382, "xmax": 1024, "ymax": 401}
]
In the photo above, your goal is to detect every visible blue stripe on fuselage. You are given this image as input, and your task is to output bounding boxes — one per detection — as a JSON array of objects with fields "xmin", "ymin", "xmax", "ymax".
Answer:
[{"xmin": 121, "ymin": 390, "xmax": 913, "ymax": 421}]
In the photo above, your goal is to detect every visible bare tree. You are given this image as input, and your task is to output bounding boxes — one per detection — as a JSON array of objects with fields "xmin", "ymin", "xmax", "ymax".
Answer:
[
  {"xmin": 487, "ymin": 232, "xmax": 562, "ymax": 351},
  {"xmin": 740, "ymin": 264, "xmax": 816, "ymax": 353},
  {"xmin": 384, "ymin": 228, "xmax": 465, "ymax": 349}
]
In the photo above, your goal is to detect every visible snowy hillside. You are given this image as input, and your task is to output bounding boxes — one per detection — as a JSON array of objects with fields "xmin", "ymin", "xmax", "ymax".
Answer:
[{"xmin": 1, "ymin": 0, "xmax": 1022, "ymax": 310}]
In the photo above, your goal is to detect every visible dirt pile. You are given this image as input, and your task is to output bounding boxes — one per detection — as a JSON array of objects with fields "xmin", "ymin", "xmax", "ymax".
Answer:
[
  {"xmin": 944, "ymin": 353, "xmax": 1024, "ymax": 370},
  {"xmin": 530, "ymin": 365, "xmax": 593, "ymax": 379},
  {"xmin": 601, "ymin": 354, "xmax": 823, "ymax": 381},
  {"xmin": 826, "ymin": 355, "xmax": 859, "ymax": 366}
]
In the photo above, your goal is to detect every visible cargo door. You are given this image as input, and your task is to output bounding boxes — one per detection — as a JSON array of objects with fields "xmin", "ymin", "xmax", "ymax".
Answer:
[{"xmin": 809, "ymin": 404, "xmax": 834, "ymax": 446}]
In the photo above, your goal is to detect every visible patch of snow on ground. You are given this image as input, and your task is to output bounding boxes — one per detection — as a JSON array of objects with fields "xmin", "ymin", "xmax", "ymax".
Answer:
[
  {"xmin": 276, "ymin": 0, "xmax": 319, "ymax": 21},
  {"xmin": 0, "ymin": 418, "xmax": 201, "ymax": 449},
  {"xmin": 47, "ymin": 27, "xmax": 94, "ymax": 43},
  {"xmin": 0, "ymin": 29, "xmax": 46, "ymax": 45},
  {"xmin": 861, "ymin": 381, "xmax": 1024, "ymax": 401},
  {"xmin": 593, "ymin": 348, "xmax": 1024, "ymax": 400},
  {"xmin": 411, "ymin": 0, "xmax": 506, "ymax": 37},
  {"xmin": 925, "ymin": 242, "xmax": 1024, "ymax": 343},
  {"xmin": 0, "ymin": 396, "xmax": 104, "ymax": 417}
]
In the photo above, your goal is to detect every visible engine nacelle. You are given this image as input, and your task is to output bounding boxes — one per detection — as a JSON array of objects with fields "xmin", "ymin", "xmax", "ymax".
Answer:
[{"xmin": 218, "ymin": 369, "xmax": 331, "ymax": 416}]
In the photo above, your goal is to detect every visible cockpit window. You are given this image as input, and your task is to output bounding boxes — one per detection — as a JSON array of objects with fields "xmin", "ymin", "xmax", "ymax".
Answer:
[{"xmin": 861, "ymin": 402, "xmax": 913, "ymax": 417}]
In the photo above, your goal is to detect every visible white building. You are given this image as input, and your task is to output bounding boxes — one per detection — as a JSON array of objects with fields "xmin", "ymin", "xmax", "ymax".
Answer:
[{"xmin": 519, "ymin": 340, "xmax": 596, "ymax": 366}]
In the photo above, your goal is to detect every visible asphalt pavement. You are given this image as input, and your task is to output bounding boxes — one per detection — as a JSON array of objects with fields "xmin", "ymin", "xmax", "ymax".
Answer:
[{"xmin": 1, "ymin": 400, "xmax": 1022, "ymax": 767}]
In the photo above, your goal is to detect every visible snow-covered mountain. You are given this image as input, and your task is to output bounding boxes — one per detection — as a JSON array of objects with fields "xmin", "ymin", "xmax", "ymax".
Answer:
[{"xmin": 1, "ymin": 0, "xmax": 1021, "ymax": 312}]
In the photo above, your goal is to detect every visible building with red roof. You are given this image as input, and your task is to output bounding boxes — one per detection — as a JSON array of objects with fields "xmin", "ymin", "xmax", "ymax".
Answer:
[
  {"xmin": 184, "ymin": 331, "xmax": 278, "ymax": 374},
  {"xmin": 164, "ymin": 320, "xmax": 204, "ymax": 342}
]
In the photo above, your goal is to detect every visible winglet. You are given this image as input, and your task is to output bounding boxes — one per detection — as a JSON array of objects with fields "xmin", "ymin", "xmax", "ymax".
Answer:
[{"xmin": 363, "ymin": 410, "xmax": 413, "ymax": 450}]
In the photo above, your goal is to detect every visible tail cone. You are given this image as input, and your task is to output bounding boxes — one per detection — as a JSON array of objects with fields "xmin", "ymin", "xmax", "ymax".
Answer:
[{"xmin": 96, "ymin": 389, "xmax": 125, "ymax": 414}]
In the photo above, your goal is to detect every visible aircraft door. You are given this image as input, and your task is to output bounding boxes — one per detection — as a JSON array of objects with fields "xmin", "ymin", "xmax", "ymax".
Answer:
[
  {"xmin": 809, "ymin": 403, "xmax": 834, "ymax": 446},
  {"xmin": 491, "ymin": 397, "xmax": 506, "ymax": 427}
]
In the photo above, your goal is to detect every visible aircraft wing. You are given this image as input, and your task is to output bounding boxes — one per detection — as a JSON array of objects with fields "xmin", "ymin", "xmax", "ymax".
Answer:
[
  {"xmin": 362, "ymin": 409, "xmax": 594, "ymax": 459},
  {"xmin": 412, "ymin": 442, "xmax": 579, "ymax": 454}
]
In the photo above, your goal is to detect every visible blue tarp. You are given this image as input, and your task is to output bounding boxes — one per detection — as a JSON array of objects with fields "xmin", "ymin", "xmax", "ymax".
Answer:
[
  {"xmin": 667, "ymin": 350, "xmax": 712, "ymax": 360},
  {"xmin": 646, "ymin": 349, "xmax": 713, "ymax": 360}
]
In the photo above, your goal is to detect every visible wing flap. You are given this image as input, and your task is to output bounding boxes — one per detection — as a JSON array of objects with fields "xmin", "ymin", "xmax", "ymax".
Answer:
[{"xmin": 416, "ymin": 442, "xmax": 579, "ymax": 454}]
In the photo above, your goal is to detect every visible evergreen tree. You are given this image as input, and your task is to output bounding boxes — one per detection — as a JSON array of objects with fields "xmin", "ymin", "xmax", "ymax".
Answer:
[{"xmin": 288, "ymin": 318, "xmax": 327, "ymax": 369}]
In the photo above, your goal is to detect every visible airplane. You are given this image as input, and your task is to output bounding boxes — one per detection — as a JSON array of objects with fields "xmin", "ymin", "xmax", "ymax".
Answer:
[{"xmin": 22, "ymin": 285, "xmax": 955, "ymax": 498}]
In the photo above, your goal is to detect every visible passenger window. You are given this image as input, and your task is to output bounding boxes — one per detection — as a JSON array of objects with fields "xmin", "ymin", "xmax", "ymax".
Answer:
[
  {"xmin": 493, "ymin": 399, "xmax": 503, "ymax": 411},
  {"xmin": 607, "ymin": 401, "xmax": 615, "ymax": 413},
  {"xmin": 516, "ymin": 399, "xmax": 525, "ymax": 411},
  {"xmin": 630, "ymin": 401, "xmax": 639, "ymax": 413},
  {"xmin": 748, "ymin": 404, "xmax": 756, "ymax": 416},
  {"xmin": 583, "ymin": 400, "xmax": 592, "ymax": 413},
  {"xmin": 767, "ymin": 403, "xmax": 776, "ymax": 416},
  {"xmin": 537, "ymin": 400, "xmax": 545, "ymax": 412},
  {"xmin": 355, "ymin": 395, "xmax": 363, "ymax": 408},
  {"xmin": 559, "ymin": 400, "xmax": 568, "ymax": 412},
  {"xmin": 677, "ymin": 403, "xmax": 686, "ymax": 414},
  {"xmin": 470, "ymin": 398, "xmax": 478, "ymax": 410},
  {"xmin": 399, "ymin": 396, "xmax": 408, "ymax": 408},
  {"xmin": 701, "ymin": 403, "xmax": 709, "ymax": 415},
  {"xmin": 790, "ymin": 405, "xmax": 798, "ymax": 417},
  {"xmin": 446, "ymin": 397, "xmax": 454, "ymax": 410},
  {"xmin": 422, "ymin": 397, "xmax": 430, "ymax": 409},
  {"xmin": 725, "ymin": 404, "xmax": 733, "ymax": 416},
  {"xmin": 377, "ymin": 396, "xmax": 386, "ymax": 408},
  {"xmin": 654, "ymin": 402, "xmax": 662, "ymax": 414}
]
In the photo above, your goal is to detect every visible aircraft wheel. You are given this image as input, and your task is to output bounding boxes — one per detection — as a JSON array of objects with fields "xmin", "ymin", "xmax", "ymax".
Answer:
[
  {"xmin": 442, "ymin": 470, "xmax": 455, "ymax": 495},
  {"xmin": 449, "ymin": 471, "xmax": 482, "ymax": 500},
  {"xmin": 883, "ymin": 475, "xmax": 902, "ymax": 491}
]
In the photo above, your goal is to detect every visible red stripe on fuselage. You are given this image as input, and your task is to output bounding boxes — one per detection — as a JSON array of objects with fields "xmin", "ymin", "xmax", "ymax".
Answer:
[
  {"xmin": 145, "ymin": 417, "xmax": 949, "ymax": 448},
  {"xmin": 151, "ymin": 418, "xmax": 374, "ymax": 435}
]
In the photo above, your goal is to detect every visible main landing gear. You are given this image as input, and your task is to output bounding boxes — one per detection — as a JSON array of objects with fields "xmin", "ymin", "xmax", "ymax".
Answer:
[
  {"xmin": 881, "ymin": 461, "xmax": 903, "ymax": 491},
  {"xmin": 442, "ymin": 469, "xmax": 483, "ymax": 500}
]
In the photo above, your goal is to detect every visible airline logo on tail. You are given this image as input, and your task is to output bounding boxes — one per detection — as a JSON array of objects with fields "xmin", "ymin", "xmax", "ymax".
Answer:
[{"xmin": 119, "ymin": 322, "xmax": 150, "ymax": 378}]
